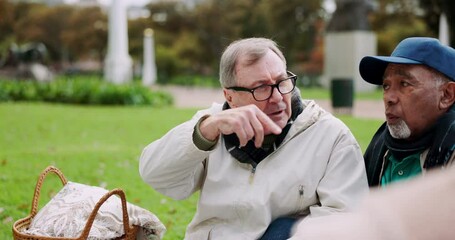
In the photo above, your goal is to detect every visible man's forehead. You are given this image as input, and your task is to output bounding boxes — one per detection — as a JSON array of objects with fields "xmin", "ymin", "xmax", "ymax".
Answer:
[
  {"xmin": 384, "ymin": 64, "xmax": 435, "ymax": 81},
  {"xmin": 385, "ymin": 64, "xmax": 431, "ymax": 73}
]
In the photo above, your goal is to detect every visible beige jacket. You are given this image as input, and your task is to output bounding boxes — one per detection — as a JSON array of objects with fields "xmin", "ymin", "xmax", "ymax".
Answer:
[{"xmin": 140, "ymin": 100, "xmax": 368, "ymax": 240}]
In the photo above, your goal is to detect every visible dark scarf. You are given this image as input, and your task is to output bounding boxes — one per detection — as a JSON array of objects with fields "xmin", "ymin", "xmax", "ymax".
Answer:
[
  {"xmin": 223, "ymin": 96, "xmax": 304, "ymax": 168},
  {"xmin": 364, "ymin": 106, "xmax": 455, "ymax": 186},
  {"xmin": 384, "ymin": 126, "xmax": 434, "ymax": 160}
]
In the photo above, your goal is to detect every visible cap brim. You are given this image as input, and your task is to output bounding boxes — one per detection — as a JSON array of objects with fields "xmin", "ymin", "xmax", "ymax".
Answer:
[{"xmin": 359, "ymin": 56, "xmax": 421, "ymax": 85}]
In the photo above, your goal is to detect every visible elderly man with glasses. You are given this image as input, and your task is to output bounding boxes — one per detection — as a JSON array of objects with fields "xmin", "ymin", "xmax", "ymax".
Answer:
[{"xmin": 139, "ymin": 37, "xmax": 368, "ymax": 240}]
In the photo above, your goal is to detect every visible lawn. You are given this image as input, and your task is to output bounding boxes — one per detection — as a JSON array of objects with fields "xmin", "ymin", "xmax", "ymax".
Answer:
[
  {"xmin": 297, "ymin": 86, "xmax": 383, "ymax": 100},
  {"xmin": 0, "ymin": 102, "xmax": 383, "ymax": 239}
]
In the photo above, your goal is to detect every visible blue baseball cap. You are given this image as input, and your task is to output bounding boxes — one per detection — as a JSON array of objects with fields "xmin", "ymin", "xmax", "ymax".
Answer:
[{"xmin": 359, "ymin": 37, "xmax": 455, "ymax": 85}]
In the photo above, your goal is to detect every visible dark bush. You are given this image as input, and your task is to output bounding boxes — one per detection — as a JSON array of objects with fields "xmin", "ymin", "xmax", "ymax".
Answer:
[{"xmin": 0, "ymin": 79, "xmax": 173, "ymax": 107}]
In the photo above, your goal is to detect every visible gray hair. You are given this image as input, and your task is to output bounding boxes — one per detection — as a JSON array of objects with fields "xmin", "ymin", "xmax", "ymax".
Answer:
[
  {"xmin": 431, "ymin": 68, "xmax": 451, "ymax": 87},
  {"xmin": 219, "ymin": 38, "xmax": 287, "ymax": 87}
]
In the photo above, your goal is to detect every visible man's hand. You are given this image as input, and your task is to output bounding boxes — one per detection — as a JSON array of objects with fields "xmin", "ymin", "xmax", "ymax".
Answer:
[{"xmin": 199, "ymin": 104, "xmax": 282, "ymax": 148}]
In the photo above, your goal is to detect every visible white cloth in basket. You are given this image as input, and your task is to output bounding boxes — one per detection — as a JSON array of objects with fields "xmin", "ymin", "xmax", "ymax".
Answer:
[{"xmin": 23, "ymin": 181, "xmax": 166, "ymax": 240}]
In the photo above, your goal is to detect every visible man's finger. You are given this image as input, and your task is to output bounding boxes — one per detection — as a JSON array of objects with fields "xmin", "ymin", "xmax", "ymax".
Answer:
[{"xmin": 255, "ymin": 110, "xmax": 282, "ymax": 135}]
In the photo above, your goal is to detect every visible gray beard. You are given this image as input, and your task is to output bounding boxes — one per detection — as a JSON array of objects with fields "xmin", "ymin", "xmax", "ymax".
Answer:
[{"xmin": 388, "ymin": 120, "xmax": 411, "ymax": 139}]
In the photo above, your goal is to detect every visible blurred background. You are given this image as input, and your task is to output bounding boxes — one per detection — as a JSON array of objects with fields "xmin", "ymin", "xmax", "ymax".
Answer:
[
  {"xmin": 0, "ymin": 0, "xmax": 453, "ymax": 88},
  {"xmin": 1, "ymin": 1, "xmax": 453, "ymax": 238}
]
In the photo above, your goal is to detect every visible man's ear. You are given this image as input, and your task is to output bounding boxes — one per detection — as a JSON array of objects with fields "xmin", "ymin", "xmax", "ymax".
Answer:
[
  {"xmin": 223, "ymin": 89, "xmax": 235, "ymax": 106},
  {"xmin": 440, "ymin": 82, "xmax": 455, "ymax": 110}
]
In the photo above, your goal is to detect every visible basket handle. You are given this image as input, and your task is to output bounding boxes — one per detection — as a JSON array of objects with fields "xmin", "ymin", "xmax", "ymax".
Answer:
[
  {"xmin": 78, "ymin": 188, "xmax": 133, "ymax": 239},
  {"xmin": 30, "ymin": 166, "xmax": 68, "ymax": 217}
]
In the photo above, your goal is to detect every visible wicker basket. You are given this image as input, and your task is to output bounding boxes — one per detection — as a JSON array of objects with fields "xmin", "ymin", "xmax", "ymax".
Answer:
[{"xmin": 12, "ymin": 166, "xmax": 139, "ymax": 240}]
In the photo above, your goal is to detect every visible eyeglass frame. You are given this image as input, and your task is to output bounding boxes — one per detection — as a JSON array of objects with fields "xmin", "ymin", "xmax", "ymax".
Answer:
[{"xmin": 225, "ymin": 71, "xmax": 297, "ymax": 101}]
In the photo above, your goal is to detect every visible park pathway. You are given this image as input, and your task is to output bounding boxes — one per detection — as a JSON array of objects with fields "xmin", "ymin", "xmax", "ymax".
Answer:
[{"xmin": 157, "ymin": 85, "xmax": 385, "ymax": 120}]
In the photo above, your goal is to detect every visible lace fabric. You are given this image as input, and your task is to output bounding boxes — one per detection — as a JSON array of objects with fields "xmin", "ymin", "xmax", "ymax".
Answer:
[{"xmin": 23, "ymin": 182, "xmax": 166, "ymax": 240}]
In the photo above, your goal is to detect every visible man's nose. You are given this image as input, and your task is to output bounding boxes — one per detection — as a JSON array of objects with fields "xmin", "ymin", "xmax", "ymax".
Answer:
[
  {"xmin": 383, "ymin": 89, "xmax": 398, "ymax": 107},
  {"xmin": 268, "ymin": 87, "xmax": 283, "ymax": 103}
]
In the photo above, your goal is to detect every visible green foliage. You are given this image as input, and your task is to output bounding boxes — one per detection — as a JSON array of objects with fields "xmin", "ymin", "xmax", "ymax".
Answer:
[
  {"xmin": 166, "ymin": 75, "xmax": 219, "ymax": 88},
  {"xmin": 14, "ymin": 5, "xmax": 74, "ymax": 61},
  {"xmin": 61, "ymin": 6, "xmax": 107, "ymax": 61},
  {"xmin": 140, "ymin": 0, "xmax": 325, "ymax": 80},
  {"xmin": 376, "ymin": 20, "xmax": 429, "ymax": 55},
  {"xmin": 0, "ymin": 78, "xmax": 173, "ymax": 107},
  {"xmin": 0, "ymin": 102, "xmax": 383, "ymax": 239},
  {"xmin": 0, "ymin": 0, "xmax": 15, "ymax": 43},
  {"xmin": 3, "ymin": 0, "xmax": 449, "ymax": 88},
  {"xmin": 7, "ymin": 3, "xmax": 107, "ymax": 62},
  {"xmin": 369, "ymin": 0, "xmax": 435, "ymax": 55}
]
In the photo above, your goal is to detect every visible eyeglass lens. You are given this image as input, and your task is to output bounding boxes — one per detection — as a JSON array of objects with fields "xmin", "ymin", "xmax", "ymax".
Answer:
[{"xmin": 253, "ymin": 77, "xmax": 295, "ymax": 101}]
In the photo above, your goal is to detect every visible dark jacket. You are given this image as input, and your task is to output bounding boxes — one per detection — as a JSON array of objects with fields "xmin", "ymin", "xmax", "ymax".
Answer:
[
  {"xmin": 363, "ymin": 122, "xmax": 388, "ymax": 186},
  {"xmin": 364, "ymin": 108, "xmax": 455, "ymax": 186}
]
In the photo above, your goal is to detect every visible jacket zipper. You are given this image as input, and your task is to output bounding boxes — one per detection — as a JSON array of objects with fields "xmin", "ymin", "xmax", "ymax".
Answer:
[
  {"xmin": 249, "ymin": 166, "xmax": 256, "ymax": 184},
  {"xmin": 378, "ymin": 150, "xmax": 389, "ymax": 185},
  {"xmin": 295, "ymin": 185, "xmax": 305, "ymax": 213}
]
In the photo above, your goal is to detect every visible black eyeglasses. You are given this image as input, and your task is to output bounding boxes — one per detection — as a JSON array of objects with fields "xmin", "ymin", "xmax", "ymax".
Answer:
[{"xmin": 225, "ymin": 71, "xmax": 297, "ymax": 101}]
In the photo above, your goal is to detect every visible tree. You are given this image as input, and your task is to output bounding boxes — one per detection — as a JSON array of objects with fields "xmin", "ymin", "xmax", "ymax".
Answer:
[
  {"xmin": 141, "ymin": 1, "xmax": 203, "ymax": 78},
  {"xmin": 61, "ymin": 6, "xmax": 107, "ymax": 62},
  {"xmin": 0, "ymin": 0, "xmax": 16, "ymax": 64},
  {"xmin": 0, "ymin": 0, "xmax": 15, "ymax": 43},
  {"xmin": 369, "ymin": 0, "xmax": 432, "ymax": 55},
  {"xmin": 3, "ymin": 0, "xmax": 328, "ymax": 81},
  {"xmin": 14, "ymin": 4, "xmax": 73, "ymax": 61},
  {"xmin": 190, "ymin": 0, "xmax": 239, "ymax": 71},
  {"xmin": 260, "ymin": 0, "xmax": 323, "ymax": 65},
  {"xmin": 419, "ymin": 0, "xmax": 455, "ymax": 47},
  {"xmin": 128, "ymin": 17, "xmax": 152, "ymax": 62}
]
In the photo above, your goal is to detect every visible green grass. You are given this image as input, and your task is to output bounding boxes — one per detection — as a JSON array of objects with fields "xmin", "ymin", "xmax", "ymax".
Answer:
[
  {"xmin": 0, "ymin": 102, "xmax": 382, "ymax": 239},
  {"xmin": 298, "ymin": 86, "xmax": 383, "ymax": 100}
]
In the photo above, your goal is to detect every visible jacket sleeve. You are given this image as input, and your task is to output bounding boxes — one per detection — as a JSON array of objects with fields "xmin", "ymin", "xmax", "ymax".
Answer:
[
  {"xmin": 309, "ymin": 120, "xmax": 369, "ymax": 217},
  {"xmin": 139, "ymin": 105, "xmax": 220, "ymax": 200}
]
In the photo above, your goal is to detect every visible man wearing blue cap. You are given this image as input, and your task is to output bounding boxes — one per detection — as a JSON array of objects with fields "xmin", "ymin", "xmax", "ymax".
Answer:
[{"xmin": 359, "ymin": 37, "xmax": 455, "ymax": 186}]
